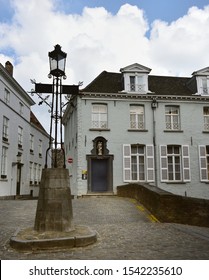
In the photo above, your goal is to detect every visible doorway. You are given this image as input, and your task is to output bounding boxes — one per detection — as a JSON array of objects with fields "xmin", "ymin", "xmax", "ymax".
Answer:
[
  {"xmin": 16, "ymin": 163, "xmax": 22, "ymax": 195},
  {"xmin": 91, "ymin": 159, "xmax": 108, "ymax": 192},
  {"xmin": 87, "ymin": 136, "xmax": 114, "ymax": 193}
]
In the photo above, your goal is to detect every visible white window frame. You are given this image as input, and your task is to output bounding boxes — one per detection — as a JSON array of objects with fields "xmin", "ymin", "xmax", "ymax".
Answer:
[
  {"xmin": 1, "ymin": 146, "xmax": 8, "ymax": 178},
  {"xmin": 29, "ymin": 162, "xmax": 33, "ymax": 184},
  {"xmin": 18, "ymin": 126, "xmax": 23, "ymax": 147},
  {"xmin": 34, "ymin": 163, "xmax": 38, "ymax": 184},
  {"xmin": 92, "ymin": 104, "xmax": 108, "ymax": 129},
  {"xmin": 128, "ymin": 75, "xmax": 145, "ymax": 92},
  {"xmin": 123, "ymin": 144, "xmax": 154, "ymax": 182},
  {"xmin": 2, "ymin": 116, "xmax": 9, "ymax": 141},
  {"xmin": 199, "ymin": 145, "xmax": 209, "ymax": 182},
  {"xmin": 203, "ymin": 107, "xmax": 209, "ymax": 131},
  {"xmin": 130, "ymin": 105, "xmax": 145, "ymax": 130},
  {"xmin": 38, "ymin": 164, "xmax": 42, "ymax": 183},
  {"xmin": 165, "ymin": 106, "xmax": 180, "ymax": 130},
  {"xmin": 19, "ymin": 102, "xmax": 24, "ymax": 115},
  {"xmin": 30, "ymin": 134, "xmax": 34, "ymax": 152},
  {"xmin": 201, "ymin": 77, "xmax": 209, "ymax": 95},
  {"xmin": 160, "ymin": 145, "xmax": 190, "ymax": 182},
  {"xmin": 4, "ymin": 88, "xmax": 10, "ymax": 104},
  {"xmin": 38, "ymin": 140, "xmax": 42, "ymax": 156}
]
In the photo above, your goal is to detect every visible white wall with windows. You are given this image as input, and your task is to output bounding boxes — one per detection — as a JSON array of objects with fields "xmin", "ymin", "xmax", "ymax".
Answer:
[
  {"xmin": 0, "ymin": 62, "xmax": 49, "ymax": 198},
  {"xmin": 64, "ymin": 92, "xmax": 209, "ymax": 199}
]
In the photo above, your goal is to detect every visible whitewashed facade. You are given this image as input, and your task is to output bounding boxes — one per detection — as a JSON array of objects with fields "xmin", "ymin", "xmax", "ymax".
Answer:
[
  {"xmin": 63, "ymin": 63, "xmax": 209, "ymax": 199},
  {"xmin": 0, "ymin": 62, "xmax": 49, "ymax": 198}
]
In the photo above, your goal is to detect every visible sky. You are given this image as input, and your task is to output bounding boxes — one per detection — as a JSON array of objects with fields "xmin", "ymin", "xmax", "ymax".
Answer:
[{"xmin": 1, "ymin": 0, "xmax": 209, "ymax": 132}]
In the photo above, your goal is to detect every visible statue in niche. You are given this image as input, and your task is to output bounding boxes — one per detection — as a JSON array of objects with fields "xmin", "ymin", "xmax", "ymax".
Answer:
[{"xmin": 97, "ymin": 141, "xmax": 103, "ymax": 155}]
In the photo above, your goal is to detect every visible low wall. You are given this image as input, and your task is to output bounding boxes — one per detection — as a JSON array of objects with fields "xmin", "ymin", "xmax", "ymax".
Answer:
[{"xmin": 117, "ymin": 183, "xmax": 209, "ymax": 228}]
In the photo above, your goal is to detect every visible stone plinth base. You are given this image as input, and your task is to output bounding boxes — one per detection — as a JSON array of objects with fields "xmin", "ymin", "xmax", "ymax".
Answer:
[
  {"xmin": 34, "ymin": 168, "xmax": 74, "ymax": 232},
  {"xmin": 10, "ymin": 226, "xmax": 97, "ymax": 251}
]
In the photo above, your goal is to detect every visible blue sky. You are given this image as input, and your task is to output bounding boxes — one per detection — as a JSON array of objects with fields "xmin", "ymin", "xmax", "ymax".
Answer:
[
  {"xmin": 59, "ymin": 0, "xmax": 209, "ymax": 23},
  {"xmin": 0, "ymin": 0, "xmax": 209, "ymax": 23},
  {"xmin": 1, "ymin": 0, "xmax": 209, "ymax": 24}
]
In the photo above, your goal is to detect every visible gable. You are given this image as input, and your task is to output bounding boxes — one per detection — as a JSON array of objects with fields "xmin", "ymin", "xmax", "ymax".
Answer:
[
  {"xmin": 120, "ymin": 63, "xmax": 151, "ymax": 74},
  {"xmin": 192, "ymin": 67, "xmax": 209, "ymax": 76}
]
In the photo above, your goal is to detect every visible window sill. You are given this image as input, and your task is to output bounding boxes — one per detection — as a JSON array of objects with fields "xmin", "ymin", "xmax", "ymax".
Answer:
[
  {"xmin": 128, "ymin": 129, "xmax": 148, "ymax": 132},
  {"xmin": 163, "ymin": 130, "xmax": 183, "ymax": 133},
  {"xmin": 2, "ymin": 139, "xmax": 9, "ymax": 145},
  {"xmin": 202, "ymin": 130, "xmax": 209, "ymax": 133},
  {"xmin": 89, "ymin": 128, "xmax": 110, "ymax": 132},
  {"xmin": 163, "ymin": 181, "xmax": 187, "ymax": 184},
  {"xmin": 0, "ymin": 175, "xmax": 8, "ymax": 181}
]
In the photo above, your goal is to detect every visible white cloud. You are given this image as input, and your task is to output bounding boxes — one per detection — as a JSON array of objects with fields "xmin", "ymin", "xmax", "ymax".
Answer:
[
  {"xmin": 150, "ymin": 5, "xmax": 209, "ymax": 76},
  {"xmin": 1, "ymin": 0, "xmax": 209, "ymax": 131}
]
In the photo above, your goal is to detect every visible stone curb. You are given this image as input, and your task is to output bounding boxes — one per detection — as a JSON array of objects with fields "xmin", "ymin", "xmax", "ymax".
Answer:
[{"xmin": 10, "ymin": 226, "xmax": 97, "ymax": 251}]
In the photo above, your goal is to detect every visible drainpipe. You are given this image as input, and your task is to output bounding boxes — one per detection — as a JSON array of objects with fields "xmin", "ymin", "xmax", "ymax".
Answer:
[{"xmin": 151, "ymin": 97, "xmax": 158, "ymax": 187}]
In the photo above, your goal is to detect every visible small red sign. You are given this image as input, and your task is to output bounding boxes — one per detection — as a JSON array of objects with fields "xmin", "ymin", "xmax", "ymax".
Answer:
[{"xmin": 67, "ymin": 157, "xmax": 73, "ymax": 164}]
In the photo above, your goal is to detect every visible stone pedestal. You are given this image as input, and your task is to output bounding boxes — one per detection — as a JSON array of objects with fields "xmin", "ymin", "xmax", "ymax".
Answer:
[{"xmin": 34, "ymin": 168, "xmax": 74, "ymax": 232}]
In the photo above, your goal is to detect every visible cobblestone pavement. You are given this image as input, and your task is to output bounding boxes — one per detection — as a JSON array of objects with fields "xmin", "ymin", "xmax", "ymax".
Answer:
[{"xmin": 1, "ymin": 196, "xmax": 209, "ymax": 260}]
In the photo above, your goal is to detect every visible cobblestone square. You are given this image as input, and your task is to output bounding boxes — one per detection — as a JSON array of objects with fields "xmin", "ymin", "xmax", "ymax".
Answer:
[{"xmin": 1, "ymin": 196, "xmax": 209, "ymax": 259}]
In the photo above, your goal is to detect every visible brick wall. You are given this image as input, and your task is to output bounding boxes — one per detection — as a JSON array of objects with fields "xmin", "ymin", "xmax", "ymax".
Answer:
[{"xmin": 117, "ymin": 183, "xmax": 209, "ymax": 227}]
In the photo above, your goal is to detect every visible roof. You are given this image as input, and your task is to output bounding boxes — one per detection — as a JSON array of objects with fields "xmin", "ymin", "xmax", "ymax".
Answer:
[
  {"xmin": 82, "ymin": 70, "xmax": 194, "ymax": 96},
  {"xmin": 30, "ymin": 111, "xmax": 48, "ymax": 135}
]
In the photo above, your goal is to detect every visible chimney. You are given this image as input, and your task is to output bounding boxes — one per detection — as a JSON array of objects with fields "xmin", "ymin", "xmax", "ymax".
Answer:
[{"xmin": 5, "ymin": 61, "xmax": 13, "ymax": 76}]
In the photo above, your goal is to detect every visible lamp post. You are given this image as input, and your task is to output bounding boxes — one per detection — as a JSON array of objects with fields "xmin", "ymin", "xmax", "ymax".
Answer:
[
  {"xmin": 31, "ymin": 44, "xmax": 79, "ymax": 168},
  {"xmin": 31, "ymin": 44, "xmax": 79, "ymax": 232},
  {"xmin": 48, "ymin": 44, "xmax": 67, "ymax": 168}
]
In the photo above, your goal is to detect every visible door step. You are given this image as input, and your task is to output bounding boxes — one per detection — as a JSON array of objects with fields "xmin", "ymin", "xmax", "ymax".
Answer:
[{"xmin": 82, "ymin": 192, "xmax": 116, "ymax": 197}]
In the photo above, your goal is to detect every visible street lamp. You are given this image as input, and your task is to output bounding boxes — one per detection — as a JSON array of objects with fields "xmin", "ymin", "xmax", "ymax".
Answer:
[
  {"xmin": 48, "ymin": 44, "xmax": 67, "ymax": 78},
  {"xmin": 30, "ymin": 44, "xmax": 79, "ymax": 169},
  {"xmin": 47, "ymin": 44, "xmax": 67, "ymax": 168}
]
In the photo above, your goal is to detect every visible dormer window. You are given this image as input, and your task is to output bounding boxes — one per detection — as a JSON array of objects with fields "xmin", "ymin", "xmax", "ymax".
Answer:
[
  {"xmin": 201, "ymin": 77, "xmax": 209, "ymax": 95},
  {"xmin": 192, "ymin": 67, "xmax": 209, "ymax": 96},
  {"xmin": 120, "ymin": 63, "xmax": 151, "ymax": 94}
]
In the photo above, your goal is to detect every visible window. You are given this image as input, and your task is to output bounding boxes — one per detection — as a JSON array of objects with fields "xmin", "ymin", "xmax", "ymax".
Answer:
[
  {"xmin": 131, "ymin": 145, "xmax": 145, "ymax": 181},
  {"xmin": 92, "ymin": 104, "xmax": 107, "ymax": 129},
  {"xmin": 29, "ymin": 162, "xmax": 33, "ymax": 184},
  {"xmin": 130, "ymin": 76, "xmax": 135, "ymax": 91},
  {"xmin": 30, "ymin": 134, "xmax": 34, "ymax": 153},
  {"xmin": 123, "ymin": 144, "xmax": 154, "ymax": 182},
  {"xmin": 19, "ymin": 102, "xmax": 24, "ymax": 115},
  {"xmin": 160, "ymin": 145, "xmax": 190, "ymax": 182},
  {"xmin": 203, "ymin": 107, "xmax": 209, "ymax": 131},
  {"xmin": 165, "ymin": 106, "xmax": 180, "ymax": 130},
  {"xmin": 38, "ymin": 164, "xmax": 42, "ymax": 183},
  {"xmin": 1, "ymin": 146, "xmax": 8, "ymax": 179},
  {"xmin": 4, "ymin": 88, "xmax": 10, "ymax": 104},
  {"xmin": 18, "ymin": 126, "xmax": 23, "ymax": 148},
  {"xmin": 38, "ymin": 140, "xmax": 42, "ymax": 157},
  {"xmin": 130, "ymin": 105, "xmax": 144, "ymax": 129},
  {"xmin": 129, "ymin": 75, "xmax": 145, "ymax": 92},
  {"xmin": 167, "ymin": 146, "xmax": 181, "ymax": 181},
  {"xmin": 2, "ymin": 116, "xmax": 9, "ymax": 141},
  {"xmin": 201, "ymin": 77, "xmax": 209, "ymax": 95},
  {"xmin": 34, "ymin": 163, "xmax": 38, "ymax": 184},
  {"xmin": 199, "ymin": 145, "xmax": 209, "ymax": 181}
]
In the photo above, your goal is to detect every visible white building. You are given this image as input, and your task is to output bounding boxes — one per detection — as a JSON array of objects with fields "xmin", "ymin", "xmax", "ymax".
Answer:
[
  {"xmin": 0, "ymin": 61, "xmax": 50, "ymax": 198},
  {"xmin": 63, "ymin": 63, "xmax": 209, "ymax": 199}
]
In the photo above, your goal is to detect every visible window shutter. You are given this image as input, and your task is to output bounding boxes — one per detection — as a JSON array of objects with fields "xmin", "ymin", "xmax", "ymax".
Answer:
[
  {"xmin": 199, "ymin": 145, "xmax": 207, "ymax": 181},
  {"xmin": 146, "ymin": 145, "xmax": 155, "ymax": 182},
  {"xmin": 123, "ymin": 144, "xmax": 131, "ymax": 182},
  {"xmin": 160, "ymin": 145, "xmax": 168, "ymax": 181},
  {"xmin": 182, "ymin": 145, "xmax": 190, "ymax": 182}
]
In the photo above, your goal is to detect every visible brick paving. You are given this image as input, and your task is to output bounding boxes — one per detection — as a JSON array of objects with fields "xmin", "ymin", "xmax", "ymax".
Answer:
[{"xmin": 1, "ymin": 196, "xmax": 209, "ymax": 259}]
